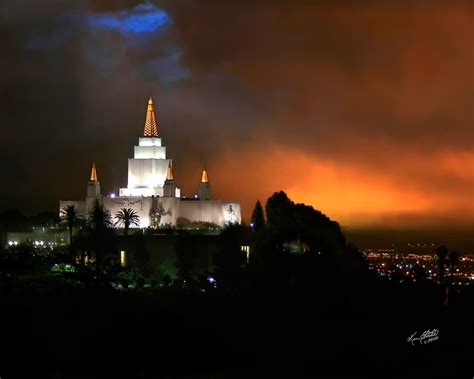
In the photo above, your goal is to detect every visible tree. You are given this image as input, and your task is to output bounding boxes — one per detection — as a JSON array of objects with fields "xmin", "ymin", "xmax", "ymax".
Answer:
[
  {"xmin": 412, "ymin": 263, "xmax": 427, "ymax": 282},
  {"xmin": 31, "ymin": 211, "xmax": 59, "ymax": 227},
  {"xmin": 264, "ymin": 191, "xmax": 345, "ymax": 256},
  {"xmin": 175, "ymin": 233, "xmax": 197, "ymax": 283},
  {"xmin": 162, "ymin": 274, "xmax": 172, "ymax": 287},
  {"xmin": 250, "ymin": 200, "xmax": 265, "ymax": 231},
  {"xmin": 60, "ymin": 205, "xmax": 81, "ymax": 262},
  {"xmin": 448, "ymin": 250, "xmax": 460, "ymax": 282},
  {"xmin": 114, "ymin": 208, "xmax": 140, "ymax": 235},
  {"xmin": 0, "ymin": 209, "xmax": 29, "ymax": 249},
  {"xmin": 88, "ymin": 201, "xmax": 113, "ymax": 230},
  {"xmin": 88, "ymin": 200, "xmax": 115, "ymax": 276},
  {"xmin": 133, "ymin": 233, "xmax": 152, "ymax": 279},
  {"xmin": 213, "ymin": 224, "xmax": 247, "ymax": 290},
  {"xmin": 265, "ymin": 191, "xmax": 294, "ymax": 232},
  {"xmin": 60, "ymin": 205, "xmax": 80, "ymax": 245},
  {"xmin": 435, "ymin": 245, "xmax": 449, "ymax": 284}
]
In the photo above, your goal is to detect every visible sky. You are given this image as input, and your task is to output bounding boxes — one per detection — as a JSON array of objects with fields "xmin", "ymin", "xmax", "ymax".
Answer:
[{"xmin": 0, "ymin": 0, "xmax": 473, "ymax": 229}]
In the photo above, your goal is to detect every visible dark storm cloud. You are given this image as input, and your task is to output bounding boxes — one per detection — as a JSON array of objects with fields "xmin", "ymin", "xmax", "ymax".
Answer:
[
  {"xmin": 0, "ymin": 0, "xmax": 178, "ymax": 210},
  {"xmin": 0, "ymin": 0, "xmax": 472, "ymax": 228},
  {"xmin": 160, "ymin": 0, "xmax": 474, "ymax": 226}
]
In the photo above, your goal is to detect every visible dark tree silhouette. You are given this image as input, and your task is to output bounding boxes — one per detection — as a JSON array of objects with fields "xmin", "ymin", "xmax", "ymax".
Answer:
[
  {"xmin": 88, "ymin": 201, "xmax": 113, "ymax": 230},
  {"xmin": 412, "ymin": 263, "xmax": 427, "ymax": 282},
  {"xmin": 266, "ymin": 191, "xmax": 294, "ymax": 233},
  {"xmin": 265, "ymin": 191, "xmax": 345, "ymax": 256},
  {"xmin": 175, "ymin": 233, "xmax": 197, "ymax": 284},
  {"xmin": 88, "ymin": 200, "xmax": 115, "ymax": 277},
  {"xmin": 114, "ymin": 208, "xmax": 140, "ymax": 235},
  {"xmin": 248, "ymin": 191, "xmax": 370, "ymax": 303},
  {"xmin": 162, "ymin": 274, "xmax": 172, "ymax": 287},
  {"xmin": 250, "ymin": 200, "xmax": 265, "ymax": 231},
  {"xmin": 0, "ymin": 209, "xmax": 29, "ymax": 231},
  {"xmin": 60, "ymin": 205, "xmax": 79, "ymax": 245},
  {"xmin": 31, "ymin": 211, "xmax": 59, "ymax": 227},
  {"xmin": 60, "ymin": 205, "xmax": 81, "ymax": 261},
  {"xmin": 435, "ymin": 245, "xmax": 449, "ymax": 284},
  {"xmin": 0, "ymin": 209, "xmax": 29, "ymax": 248},
  {"xmin": 213, "ymin": 224, "xmax": 247, "ymax": 291},
  {"xmin": 133, "ymin": 234, "xmax": 152, "ymax": 279},
  {"xmin": 448, "ymin": 250, "xmax": 460, "ymax": 283}
]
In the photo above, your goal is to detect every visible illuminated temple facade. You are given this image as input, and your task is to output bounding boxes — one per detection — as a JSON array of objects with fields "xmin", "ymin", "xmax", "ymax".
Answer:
[{"xmin": 60, "ymin": 97, "xmax": 241, "ymax": 229}]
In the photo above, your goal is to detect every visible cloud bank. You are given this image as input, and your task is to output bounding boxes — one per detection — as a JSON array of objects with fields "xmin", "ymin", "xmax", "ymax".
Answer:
[{"xmin": 0, "ymin": 0, "xmax": 472, "ymax": 228}]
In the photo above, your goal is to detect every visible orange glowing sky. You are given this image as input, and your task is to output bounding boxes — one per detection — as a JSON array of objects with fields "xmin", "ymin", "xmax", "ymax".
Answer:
[{"xmin": 1, "ymin": 1, "xmax": 473, "ymax": 228}]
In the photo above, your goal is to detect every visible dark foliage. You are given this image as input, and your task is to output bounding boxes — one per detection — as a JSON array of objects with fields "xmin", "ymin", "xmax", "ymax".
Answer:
[
  {"xmin": 175, "ymin": 232, "xmax": 198, "ymax": 282},
  {"xmin": 0, "ymin": 209, "xmax": 29, "ymax": 232},
  {"xmin": 30, "ymin": 211, "xmax": 59, "ymax": 226},
  {"xmin": 213, "ymin": 224, "xmax": 248, "ymax": 290},
  {"xmin": 436, "ymin": 245, "xmax": 449, "ymax": 284},
  {"xmin": 85, "ymin": 200, "xmax": 117, "ymax": 276},
  {"xmin": 265, "ymin": 191, "xmax": 346, "ymax": 255},
  {"xmin": 114, "ymin": 208, "xmax": 140, "ymax": 235},
  {"xmin": 250, "ymin": 199, "xmax": 265, "ymax": 231}
]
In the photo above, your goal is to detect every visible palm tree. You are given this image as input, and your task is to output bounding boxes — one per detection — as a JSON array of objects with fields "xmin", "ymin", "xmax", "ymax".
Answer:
[
  {"xmin": 114, "ymin": 208, "xmax": 140, "ymax": 235},
  {"xmin": 60, "ymin": 205, "xmax": 81, "ymax": 263},
  {"xmin": 60, "ymin": 205, "xmax": 79, "ymax": 245},
  {"xmin": 88, "ymin": 200, "xmax": 113, "ymax": 230},
  {"xmin": 88, "ymin": 200, "xmax": 114, "ymax": 276}
]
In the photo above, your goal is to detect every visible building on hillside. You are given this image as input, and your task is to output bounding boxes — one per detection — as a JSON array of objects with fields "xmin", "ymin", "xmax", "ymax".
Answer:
[
  {"xmin": 59, "ymin": 96, "xmax": 241, "ymax": 229},
  {"xmin": 6, "ymin": 227, "xmax": 69, "ymax": 248}
]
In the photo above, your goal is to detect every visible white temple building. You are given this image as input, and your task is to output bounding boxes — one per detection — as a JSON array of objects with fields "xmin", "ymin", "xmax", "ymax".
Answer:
[{"xmin": 60, "ymin": 97, "xmax": 241, "ymax": 229}]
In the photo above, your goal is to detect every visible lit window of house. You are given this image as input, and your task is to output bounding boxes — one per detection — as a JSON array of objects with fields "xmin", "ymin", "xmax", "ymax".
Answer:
[
  {"xmin": 120, "ymin": 250, "xmax": 126, "ymax": 267},
  {"xmin": 240, "ymin": 245, "xmax": 250, "ymax": 262}
]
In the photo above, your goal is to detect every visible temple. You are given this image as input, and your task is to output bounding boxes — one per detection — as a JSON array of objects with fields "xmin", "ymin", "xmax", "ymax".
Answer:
[{"xmin": 60, "ymin": 97, "xmax": 241, "ymax": 228}]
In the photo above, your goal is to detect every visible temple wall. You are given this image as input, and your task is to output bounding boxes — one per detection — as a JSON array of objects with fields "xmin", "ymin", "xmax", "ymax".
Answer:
[
  {"xmin": 138, "ymin": 137, "xmax": 161, "ymax": 146},
  {"xmin": 101, "ymin": 197, "xmax": 241, "ymax": 228},
  {"xmin": 127, "ymin": 158, "xmax": 170, "ymax": 188},
  {"xmin": 59, "ymin": 200, "xmax": 86, "ymax": 219},
  {"xmin": 103, "ymin": 196, "xmax": 180, "ymax": 229},
  {"xmin": 134, "ymin": 145, "xmax": 166, "ymax": 159},
  {"xmin": 179, "ymin": 200, "xmax": 241, "ymax": 226},
  {"xmin": 119, "ymin": 187, "xmax": 164, "ymax": 197}
]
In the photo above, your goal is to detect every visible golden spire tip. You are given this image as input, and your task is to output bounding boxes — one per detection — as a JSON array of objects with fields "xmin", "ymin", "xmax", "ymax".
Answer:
[
  {"xmin": 166, "ymin": 161, "xmax": 174, "ymax": 181},
  {"xmin": 143, "ymin": 95, "xmax": 158, "ymax": 137},
  {"xmin": 90, "ymin": 162, "xmax": 98, "ymax": 181},
  {"xmin": 201, "ymin": 168, "xmax": 209, "ymax": 183}
]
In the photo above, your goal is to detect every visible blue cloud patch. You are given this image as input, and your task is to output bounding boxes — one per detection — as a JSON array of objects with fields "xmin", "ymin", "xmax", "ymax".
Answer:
[{"xmin": 89, "ymin": 3, "xmax": 169, "ymax": 33}]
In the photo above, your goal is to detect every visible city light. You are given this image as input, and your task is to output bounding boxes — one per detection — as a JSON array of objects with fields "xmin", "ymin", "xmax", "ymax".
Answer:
[{"xmin": 120, "ymin": 251, "xmax": 126, "ymax": 267}]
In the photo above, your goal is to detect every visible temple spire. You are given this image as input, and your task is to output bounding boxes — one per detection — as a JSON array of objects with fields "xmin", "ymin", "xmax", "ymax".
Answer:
[
  {"xmin": 201, "ymin": 168, "xmax": 209, "ymax": 183},
  {"xmin": 143, "ymin": 96, "xmax": 158, "ymax": 137},
  {"xmin": 199, "ymin": 167, "xmax": 211, "ymax": 200},
  {"xmin": 90, "ymin": 162, "xmax": 98, "ymax": 181},
  {"xmin": 166, "ymin": 161, "xmax": 174, "ymax": 181}
]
